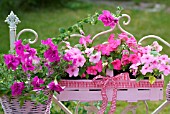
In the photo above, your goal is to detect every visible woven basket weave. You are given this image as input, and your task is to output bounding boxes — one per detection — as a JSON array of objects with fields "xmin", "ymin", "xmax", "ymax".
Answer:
[{"xmin": 0, "ymin": 90, "xmax": 53, "ymax": 114}]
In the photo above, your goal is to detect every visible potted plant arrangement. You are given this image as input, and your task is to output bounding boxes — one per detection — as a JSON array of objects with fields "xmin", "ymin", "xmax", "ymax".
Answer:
[{"xmin": 0, "ymin": 39, "xmax": 67, "ymax": 113}]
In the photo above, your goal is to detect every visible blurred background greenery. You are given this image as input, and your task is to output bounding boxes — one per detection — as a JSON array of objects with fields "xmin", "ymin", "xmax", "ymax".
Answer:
[{"xmin": 0, "ymin": 0, "xmax": 170, "ymax": 113}]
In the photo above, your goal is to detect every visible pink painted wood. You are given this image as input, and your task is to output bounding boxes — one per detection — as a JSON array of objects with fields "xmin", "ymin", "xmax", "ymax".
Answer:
[{"xmin": 57, "ymin": 78, "xmax": 163, "ymax": 102}]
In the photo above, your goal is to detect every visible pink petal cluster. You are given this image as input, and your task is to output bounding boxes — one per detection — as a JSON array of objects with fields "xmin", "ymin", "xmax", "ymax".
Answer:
[
  {"xmin": 66, "ymin": 66, "xmax": 79, "ymax": 77},
  {"xmin": 85, "ymin": 48, "xmax": 94, "ymax": 57},
  {"xmin": 140, "ymin": 64, "xmax": 153, "ymax": 75},
  {"xmin": 79, "ymin": 35, "xmax": 92, "ymax": 46},
  {"xmin": 98, "ymin": 10, "xmax": 118, "ymax": 28},
  {"xmin": 4, "ymin": 54, "xmax": 20, "ymax": 70},
  {"xmin": 86, "ymin": 66, "xmax": 97, "ymax": 75},
  {"xmin": 121, "ymin": 55, "xmax": 130, "ymax": 66},
  {"xmin": 118, "ymin": 33, "xmax": 128, "ymax": 41},
  {"xmin": 31, "ymin": 76, "xmax": 44, "ymax": 90},
  {"xmin": 152, "ymin": 41, "xmax": 162, "ymax": 52},
  {"xmin": 111, "ymin": 59, "xmax": 121, "ymax": 70},
  {"xmin": 48, "ymin": 81, "xmax": 64, "ymax": 93},
  {"xmin": 129, "ymin": 54, "xmax": 140, "ymax": 64},
  {"xmin": 11, "ymin": 82, "xmax": 24, "ymax": 96}
]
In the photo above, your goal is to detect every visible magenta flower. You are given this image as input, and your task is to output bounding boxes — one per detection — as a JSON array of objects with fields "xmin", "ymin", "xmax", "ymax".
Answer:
[
  {"xmin": 22, "ymin": 59, "xmax": 35, "ymax": 72},
  {"xmin": 118, "ymin": 33, "xmax": 128, "ymax": 41},
  {"xmin": 66, "ymin": 66, "xmax": 79, "ymax": 77},
  {"xmin": 4, "ymin": 54, "xmax": 20, "ymax": 70},
  {"xmin": 14, "ymin": 40, "xmax": 24, "ymax": 56},
  {"xmin": 86, "ymin": 66, "xmax": 97, "ymax": 75},
  {"xmin": 48, "ymin": 81, "xmax": 64, "ymax": 93},
  {"xmin": 89, "ymin": 51, "xmax": 101, "ymax": 64},
  {"xmin": 126, "ymin": 37, "xmax": 137, "ymax": 48},
  {"xmin": 44, "ymin": 47, "xmax": 60, "ymax": 62},
  {"xmin": 94, "ymin": 60, "xmax": 103, "ymax": 72},
  {"xmin": 11, "ymin": 82, "xmax": 24, "ymax": 96},
  {"xmin": 112, "ymin": 59, "xmax": 121, "ymax": 70},
  {"xmin": 129, "ymin": 54, "xmax": 140, "ymax": 64},
  {"xmin": 79, "ymin": 35, "xmax": 92, "ymax": 46},
  {"xmin": 24, "ymin": 44, "xmax": 37, "ymax": 57},
  {"xmin": 140, "ymin": 64, "xmax": 153, "ymax": 75},
  {"xmin": 31, "ymin": 76, "xmax": 44, "ymax": 90},
  {"xmin": 98, "ymin": 10, "xmax": 118, "ymax": 28},
  {"xmin": 121, "ymin": 54, "xmax": 130, "ymax": 66},
  {"xmin": 41, "ymin": 38, "xmax": 54, "ymax": 47}
]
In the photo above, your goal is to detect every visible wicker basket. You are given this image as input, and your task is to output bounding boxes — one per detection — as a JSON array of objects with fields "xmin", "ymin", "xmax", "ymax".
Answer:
[{"xmin": 0, "ymin": 90, "xmax": 53, "ymax": 114}]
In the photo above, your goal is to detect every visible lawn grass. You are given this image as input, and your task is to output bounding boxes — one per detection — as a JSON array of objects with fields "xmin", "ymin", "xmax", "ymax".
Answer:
[{"xmin": 1, "ymin": 1, "xmax": 170, "ymax": 114}]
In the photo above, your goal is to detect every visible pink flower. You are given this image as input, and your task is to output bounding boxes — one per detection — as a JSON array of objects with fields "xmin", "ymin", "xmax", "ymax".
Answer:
[
  {"xmin": 118, "ymin": 33, "xmax": 128, "ymax": 41},
  {"xmin": 140, "ymin": 64, "xmax": 153, "ymax": 75},
  {"xmin": 79, "ymin": 35, "xmax": 92, "ymax": 46},
  {"xmin": 11, "ymin": 82, "xmax": 24, "ymax": 96},
  {"xmin": 140, "ymin": 46, "xmax": 151, "ymax": 55},
  {"xmin": 14, "ymin": 40, "xmax": 24, "ymax": 56},
  {"xmin": 4, "ymin": 54, "xmax": 20, "ymax": 70},
  {"xmin": 152, "ymin": 41, "xmax": 162, "ymax": 52},
  {"xmin": 122, "ymin": 50, "xmax": 129, "ymax": 55},
  {"xmin": 89, "ymin": 51, "xmax": 101, "ymax": 63},
  {"xmin": 98, "ymin": 10, "xmax": 118, "ymax": 28},
  {"xmin": 66, "ymin": 66, "xmax": 79, "ymax": 77},
  {"xmin": 24, "ymin": 44, "xmax": 37, "ymax": 57},
  {"xmin": 129, "ymin": 54, "xmax": 140, "ymax": 64},
  {"xmin": 126, "ymin": 37, "xmax": 137, "ymax": 48},
  {"xmin": 121, "ymin": 54, "xmax": 130, "ymax": 66},
  {"xmin": 31, "ymin": 76, "xmax": 44, "ymax": 90},
  {"xmin": 111, "ymin": 59, "xmax": 121, "ymax": 70},
  {"xmin": 81, "ymin": 73, "xmax": 86, "ymax": 78},
  {"xmin": 75, "ymin": 54, "xmax": 86, "ymax": 67},
  {"xmin": 140, "ymin": 54, "xmax": 154, "ymax": 64},
  {"xmin": 94, "ymin": 60, "xmax": 103, "ymax": 72},
  {"xmin": 150, "ymin": 57, "xmax": 159, "ymax": 69},
  {"xmin": 85, "ymin": 48, "xmax": 94, "ymax": 57},
  {"xmin": 159, "ymin": 64, "xmax": 170, "ymax": 76},
  {"xmin": 130, "ymin": 63, "xmax": 141, "ymax": 76},
  {"xmin": 22, "ymin": 59, "xmax": 35, "ymax": 72},
  {"xmin": 48, "ymin": 81, "xmax": 64, "ymax": 93},
  {"xmin": 86, "ymin": 66, "xmax": 97, "ymax": 75},
  {"xmin": 41, "ymin": 38, "xmax": 54, "ymax": 47},
  {"xmin": 159, "ymin": 55, "xmax": 169, "ymax": 64}
]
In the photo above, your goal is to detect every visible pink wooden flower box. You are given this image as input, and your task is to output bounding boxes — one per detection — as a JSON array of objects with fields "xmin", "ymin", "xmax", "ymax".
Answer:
[{"xmin": 57, "ymin": 73, "xmax": 164, "ymax": 102}]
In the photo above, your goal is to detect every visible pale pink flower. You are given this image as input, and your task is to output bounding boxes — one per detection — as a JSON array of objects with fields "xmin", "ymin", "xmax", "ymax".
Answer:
[
  {"xmin": 111, "ymin": 59, "xmax": 121, "ymax": 70},
  {"xmin": 66, "ymin": 66, "xmax": 79, "ymax": 77},
  {"xmin": 89, "ymin": 51, "xmax": 101, "ymax": 64},
  {"xmin": 140, "ymin": 46, "xmax": 151, "ymax": 55},
  {"xmin": 122, "ymin": 50, "xmax": 129, "ymax": 55},
  {"xmin": 140, "ymin": 54, "xmax": 154, "ymax": 64},
  {"xmin": 159, "ymin": 64, "xmax": 170, "ymax": 76},
  {"xmin": 129, "ymin": 54, "xmax": 140, "ymax": 64},
  {"xmin": 130, "ymin": 63, "xmax": 141, "ymax": 76},
  {"xmin": 75, "ymin": 54, "xmax": 86, "ymax": 67},
  {"xmin": 152, "ymin": 41, "xmax": 163, "ymax": 52},
  {"xmin": 140, "ymin": 64, "xmax": 153, "ymax": 75},
  {"xmin": 94, "ymin": 60, "xmax": 103, "ymax": 72},
  {"xmin": 150, "ymin": 57, "xmax": 159, "ymax": 69},
  {"xmin": 85, "ymin": 48, "xmax": 94, "ymax": 57},
  {"xmin": 159, "ymin": 55, "xmax": 169, "ymax": 64},
  {"xmin": 86, "ymin": 66, "xmax": 97, "ymax": 75}
]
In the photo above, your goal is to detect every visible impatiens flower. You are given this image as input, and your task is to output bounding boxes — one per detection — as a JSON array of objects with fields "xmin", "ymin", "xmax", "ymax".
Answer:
[
  {"xmin": 86, "ymin": 66, "xmax": 97, "ymax": 75},
  {"xmin": 85, "ymin": 48, "xmax": 94, "ymax": 57},
  {"xmin": 15, "ymin": 40, "xmax": 24, "ymax": 56},
  {"xmin": 130, "ymin": 63, "xmax": 141, "ymax": 76},
  {"xmin": 152, "ymin": 41, "xmax": 162, "ymax": 52},
  {"xmin": 79, "ymin": 35, "xmax": 92, "ymax": 46},
  {"xmin": 66, "ymin": 66, "xmax": 79, "ymax": 77},
  {"xmin": 121, "ymin": 54, "xmax": 130, "ymax": 66},
  {"xmin": 129, "ymin": 54, "xmax": 140, "ymax": 64},
  {"xmin": 75, "ymin": 54, "xmax": 86, "ymax": 67},
  {"xmin": 111, "ymin": 59, "xmax": 121, "ymax": 70},
  {"xmin": 159, "ymin": 64, "xmax": 170, "ymax": 76},
  {"xmin": 98, "ymin": 10, "xmax": 118, "ymax": 28},
  {"xmin": 159, "ymin": 55, "xmax": 169, "ymax": 64},
  {"xmin": 89, "ymin": 51, "xmax": 101, "ymax": 63},
  {"xmin": 140, "ymin": 64, "xmax": 153, "ymax": 75},
  {"xmin": 4, "ymin": 54, "xmax": 20, "ymax": 70},
  {"xmin": 11, "ymin": 82, "xmax": 24, "ymax": 96},
  {"xmin": 140, "ymin": 54, "xmax": 154, "ymax": 64},
  {"xmin": 118, "ymin": 33, "xmax": 128, "ymax": 41},
  {"xmin": 48, "ymin": 81, "xmax": 64, "ymax": 93},
  {"xmin": 31, "ymin": 76, "xmax": 44, "ymax": 90},
  {"xmin": 94, "ymin": 60, "xmax": 103, "ymax": 72}
]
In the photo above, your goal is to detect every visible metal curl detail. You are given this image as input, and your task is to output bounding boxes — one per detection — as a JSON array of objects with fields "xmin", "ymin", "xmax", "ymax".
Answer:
[
  {"xmin": 117, "ymin": 14, "xmax": 134, "ymax": 38},
  {"xmin": 138, "ymin": 35, "xmax": 170, "ymax": 47},
  {"xmin": 16, "ymin": 29, "xmax": 38, "ymax": 44}
]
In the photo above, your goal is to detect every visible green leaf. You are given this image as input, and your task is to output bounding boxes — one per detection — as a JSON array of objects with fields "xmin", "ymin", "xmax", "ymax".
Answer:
[
  {"xmin": 107, "ymin": 57, "xmax": 113, "ymax": 63},
  {"xmin": 59, "ymin": 28, "xmax": 66, "ymax": 33},
  {"xmin": 136, "ymin": 75, "xmax": 144, "ymax": 82},
  {"xmin": 108, "ymin": 63, "xmax": 113, "ymax": 70},
  {"xmin": 149, "ymin": 76, "xmax": 156, "ymax": 84},
  {"xmin": 102, "ymin": 56, "xmax": 106, "ymax": 62}
]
